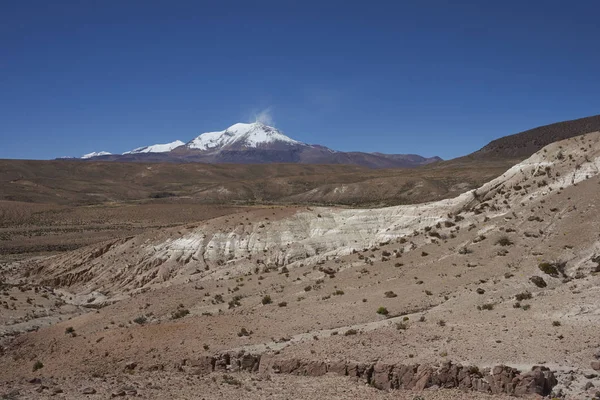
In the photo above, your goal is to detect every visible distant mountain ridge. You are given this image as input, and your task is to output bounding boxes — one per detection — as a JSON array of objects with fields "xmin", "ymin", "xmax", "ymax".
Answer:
[{"xmin": 75, "ymin": 122, "xmax": 442, "ymax": 168}]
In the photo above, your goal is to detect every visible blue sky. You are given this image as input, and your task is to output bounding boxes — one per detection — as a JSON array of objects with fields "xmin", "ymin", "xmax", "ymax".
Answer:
[{"xmin": 2, "ymin": 1, "xmax": 600, "ymax": 160}]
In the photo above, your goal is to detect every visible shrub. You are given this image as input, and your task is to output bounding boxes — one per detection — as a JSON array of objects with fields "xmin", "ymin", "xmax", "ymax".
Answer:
[
  {"xmin": 376, "ymin": 307, "xmax": 389, "ymax": 315},
  {"xmin": 515, "ymin": 291, "xmax": 532, "ymax": 301},
  {"xmin": 552, "ymin": 321, "xmax": 561, "ymax": 326},
  {"xmin": 228, "ymin": 295, "xmax": 242, "ymax": 309},
  {"xmin": 396, "ymin": 322, "xmax": 407, "ymax": 330},
  {"xmin": 437, "ymin": 319, "xmax": 446, "ymax": 327},
  {"xmin": 133, "ymin": 316, "xmax": 147, "ymax": 325},
  {"xmin": 278, "ymin": 301, "xmax": 287, "ymax": 307},
  {"xmin": 222, "ymin": 374, "xmax": 242, "ymax": 386},
  {"xmin": 530, "ymin": 276, "xmax": 547, "ymax": 288},
  {"xmin": 538, "ymin": 262, "xmax": 565, "ymax": 277},
  {"xmin": 304, "ymin": 285, "xmax": 312, "ymax": 292},
  {"xmin": 261, "ymin": 295, "xmax": 272, "ymax": 305},
  {"xmin": 65, "ymin": 327, "xmax": 75, "ymax": 335},
  {"xmin": 171, "ymin": 309, "xmax": 190, "ymax": 319},
  {"xmin": 33, "ymin": 360, "xmax": 44, "ymax": 371},
  {"xmin": 496, "ymin": 236, "xmax": 513, "ymax": 246},
  {"xmin": 333, "ymin": 289, "xmax": 344, "ymax": 296},
  {"xmin": 237, "ymin": 327, "xmax": 251, "ymax": 337},
  {"xmin": 478, "ymin": 303, "xmax": 494, "ymax": 311},
  {"xmin": 344, "ymin": 329, "xmax": 358, "ymax": 336},
  {"xmin": 458, "ymin": 247, "xmax": 472, "ymax": 255},
  {"xmin": 384, "ymin": 291, "xmax": 397, "ymax": 298}
]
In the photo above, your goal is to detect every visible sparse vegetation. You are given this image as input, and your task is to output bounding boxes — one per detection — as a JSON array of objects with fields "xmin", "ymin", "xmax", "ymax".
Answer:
[
  {"xmin": 133, "ymin": 316, "xmax": 147, "ymax": 325},
  {"xmin": 32, "ymin": 360, "xmax": 44, "ymax": 371},
  {"xmin": 376, "ymin": 307, "xmax": 389, "ymax": 315},
  {"xmin": 261, "ymin": 295, "xmax": 272, "ymax": 305},
  {"xmin": 515, "ymin": 291, "xmax": 532, "ymax": 301},
  {"xmin": 237, "ymin": 327, "xmax": 251, "ymax": 337},
  {"xmin": 495, "ymin": 236, "xmax": 513, "ymax": 246},
  {"xmin": 171, "ymin": 308, "xmax": 190, "ymax": 319}
]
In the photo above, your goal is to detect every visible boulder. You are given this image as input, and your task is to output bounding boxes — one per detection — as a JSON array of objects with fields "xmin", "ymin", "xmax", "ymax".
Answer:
[
  {"xmin": 371, "ymin": 362, "xmax": 393, "ymax": 390},
  {"xmin": 189, "ymin": 356, "xmax": 215, "ymax": 375},
  {"xmin": 327, "ymin": 360, "xmax": 347, "ymax": 376}
]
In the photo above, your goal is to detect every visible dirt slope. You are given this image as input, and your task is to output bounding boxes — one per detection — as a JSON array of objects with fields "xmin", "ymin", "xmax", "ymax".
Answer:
[{"xmin": 2, "ymin": 133, "xmax": 600, "ymax": 399}]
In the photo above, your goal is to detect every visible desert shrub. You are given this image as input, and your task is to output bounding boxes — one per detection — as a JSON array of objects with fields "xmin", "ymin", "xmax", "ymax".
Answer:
[
  {"xmin": 222, "ymin": 374, "xmax": 242, "ymax": 386},
  {"xmin": 458, "ymin": 247, "xmax": 472, "ymax": 255},
  {"xmin": 228, "ymin": 295, "xmax": 242, "ymax": 309},
  {"xmin": 437, "ymin": 319, "xmax": 446, "ymax": 327},
  {"xmin": 478, "ymin": 303, "xmax": 494, "ymax": 311},
  {"xmin": 261, "ymin": 295, "xmax": 272, "ymax": 305},
  {"xmin": 552, "ymin": 321, "xmax": 561, "ymax": 326},
  {"xmin": 32, "ymin": 361, "xmax": 44, "ymax": 371},
  {"xmin": 421, "ymin": 251, "xmax": 429, "ymax": 257},
  {"xmin": 515, "ymin": 291, "xmax": 532, "ymax": 301},
  {"xmin": 278, "ymin": 301, "xmax": 287, "ymax": 307},
  {"xmin": 424, "ymin": 290, "xmax": 433, "ymax": 296},
  {"xmin": 333, "ymin": 289, "xmax": 344, "ymax": 296},
  {"xmin": 396, "ymin": 322, "xmax": 407, "ymax": 330},
  {"xmin": 496, "ymin": 236, "xmax": 513, "ymax": 246},
  {"xmin": 171, "ymin": 309, "xmax": 190, "ymax": 319},
  {"xmin": 65, "ymin": 327, "xmax": 75, "ymax": 335},
  {"xmin": 237, "ymin": 327, "xmax": 251, "ymax": 337},
  {"xmin": 133, "ymin": 316, "xmax": 147, "ymax": 325},
  {"xmin": 149, "ymin": 191, "xmax": 175, "ymax": 199},
  {"xmin": 344, "ymin": 329, "xmax": 358, "ymax": 336},
  {"xmin": 538, "ymin": 261, "xmax": 565, "ymax": 277},
  {"xmin": 304, "ymin": 285, "xmax": 312, "ymax": 292},
  {"xmin": 530, "ymin": 276, "xmax": 547, "ymax": 288},
  {"xmin": 384, "ymin": 291, "xmax": 397, "ymax": 298},
  {"xmin": 376, "ymin": 307, "xmax": 389, "ymax": 315}
]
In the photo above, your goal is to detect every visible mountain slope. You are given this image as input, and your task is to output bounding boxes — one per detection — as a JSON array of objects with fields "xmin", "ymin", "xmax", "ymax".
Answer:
[
  {"xmin": 186, "ymin": 122, "xmax": 303, "ymax": 151},
  {"xmin": 10, "ymin": 132, "xmax": 599, "ymax": 399},
  {"xmin": 470, "ymin": 114, "xmax": 600, "ymax": 159}
]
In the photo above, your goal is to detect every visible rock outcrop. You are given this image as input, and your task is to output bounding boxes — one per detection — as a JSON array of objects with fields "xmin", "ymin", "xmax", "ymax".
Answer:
[{"xmin": 184, "ymin": 352, "xmax": 557, "ymax": 397}]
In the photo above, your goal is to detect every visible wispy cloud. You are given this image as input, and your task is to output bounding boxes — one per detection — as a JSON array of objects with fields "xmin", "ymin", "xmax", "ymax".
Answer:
[{"xmin": 253, "ymin": 107, "xmax": 274, "ymax": 126}]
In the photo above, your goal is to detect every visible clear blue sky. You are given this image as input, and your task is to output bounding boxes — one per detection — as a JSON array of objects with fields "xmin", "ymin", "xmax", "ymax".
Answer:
[{"xmin": 2, "ymin": 1, "xmax": 600, "ymax": 160}]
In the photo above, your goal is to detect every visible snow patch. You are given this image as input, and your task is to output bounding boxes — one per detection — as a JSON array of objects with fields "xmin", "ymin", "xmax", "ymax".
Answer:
[
  {"xmin": 81, "ymin": 151, "xmax": 111, "ymax": 159},
  {"xmin": 187, "ymin": 122, "xmax": 304, "ymax": 150},
  {"xmin": 123, "ymin": 140, "xmax": 185, "ymax": 154}
]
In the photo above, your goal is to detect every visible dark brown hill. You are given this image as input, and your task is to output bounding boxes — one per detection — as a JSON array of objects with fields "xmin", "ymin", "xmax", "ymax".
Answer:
[{"xmin": 470, "ymin": 114, "xmax": 600, "ymax": 159}]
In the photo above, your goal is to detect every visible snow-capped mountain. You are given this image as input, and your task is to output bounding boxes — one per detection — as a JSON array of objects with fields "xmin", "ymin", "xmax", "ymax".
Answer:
[
  {"xmin": 123, "ymin": 140, "xmax": 185, "ymax": 155},
  {"xmin": 187, "ymin": 122, "xmax": 304, "ymax": 151},
  {"xmin": 73, "ymin": 122, "xmax": 441, "ymax": 168},
  {"xmin": 81, "ymin": 151, "xmax": 111, "ymax": 159}
]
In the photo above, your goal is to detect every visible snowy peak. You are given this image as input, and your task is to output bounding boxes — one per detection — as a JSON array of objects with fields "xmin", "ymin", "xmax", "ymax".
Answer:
[
  {"xmin": 123, "ymin": 140, "xmax": 185, "ymax": 155},
  {"xmin": 81, "ymin": 151, "xmax": 111, "ymax": 159},
  {"xmin": 186, "ymin": 122, "xmax": 304, "ymax": 151}
]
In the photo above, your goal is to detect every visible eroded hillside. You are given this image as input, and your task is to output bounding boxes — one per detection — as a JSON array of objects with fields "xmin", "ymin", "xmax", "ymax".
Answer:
[{"xmin": 2, "ymin": 133, "xmax": 600, "ymax": 399}]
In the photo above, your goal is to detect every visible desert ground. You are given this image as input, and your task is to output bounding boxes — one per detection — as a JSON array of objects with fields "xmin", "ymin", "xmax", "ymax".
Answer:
[{"xmin": 1, "ymin": 134, "xmax": 600, "ymax": 399}]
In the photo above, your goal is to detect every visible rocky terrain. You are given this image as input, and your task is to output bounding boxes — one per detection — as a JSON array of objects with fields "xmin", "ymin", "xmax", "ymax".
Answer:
[{"xmin": 1, "ymin": 132, "xmax": 600, "ymax": 399}]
